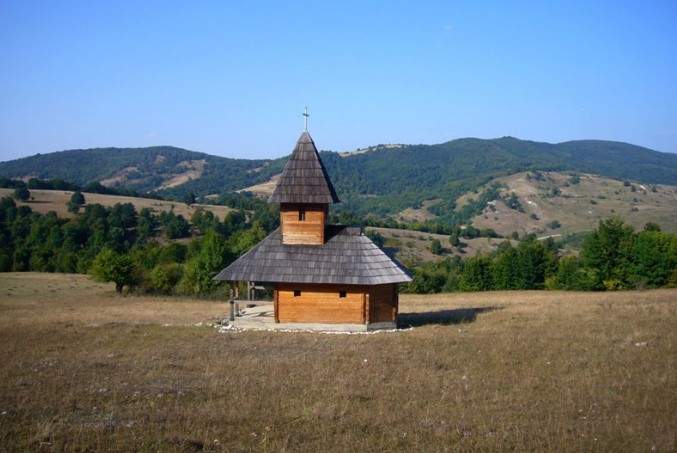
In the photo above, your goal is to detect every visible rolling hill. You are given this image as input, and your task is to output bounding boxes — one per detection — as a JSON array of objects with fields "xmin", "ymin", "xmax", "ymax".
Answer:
[
  {"xmin": 0, "ymin": 146, "xmax": 285, "ymax": 195},
  {"xmin": 465, "ymin": 171, "xmax": 677, "ymax": 236},
  {"xmin": 2, "ymin": 137, "xmax": 676, "ymax": 227}
]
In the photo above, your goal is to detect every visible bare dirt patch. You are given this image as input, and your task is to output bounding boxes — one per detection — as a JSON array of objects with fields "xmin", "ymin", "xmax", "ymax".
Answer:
[
  {"xmin": 397, "ymin": 199, "xmax": 440, "ymax": 222},
  {"xmin": 99, "ymin": 166, "xmax": 140, "ymax": 187},
  {"xmin": 238, "ymin": 173, "xmax": 281, "ymax": 198},
  {"xmin": 158, "ymin": 159, "xmax": 207, "ymax": 190}
]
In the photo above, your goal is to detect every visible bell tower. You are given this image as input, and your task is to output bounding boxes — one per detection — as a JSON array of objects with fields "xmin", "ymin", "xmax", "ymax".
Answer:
[{"xmin": 269, "ymin": 115, "xmax": 340, "ymax": 245}]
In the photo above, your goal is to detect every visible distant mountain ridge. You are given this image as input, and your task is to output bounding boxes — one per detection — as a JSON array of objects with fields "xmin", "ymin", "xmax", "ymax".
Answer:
[{"xmin": 1, "ymin": 137, "xmax": 676, "ymax": 219}]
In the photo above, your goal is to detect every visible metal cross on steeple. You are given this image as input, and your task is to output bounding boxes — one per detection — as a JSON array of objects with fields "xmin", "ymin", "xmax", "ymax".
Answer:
[{"xmin": 303, "ymin": 106, "xmax": 309, "ymax": 132}]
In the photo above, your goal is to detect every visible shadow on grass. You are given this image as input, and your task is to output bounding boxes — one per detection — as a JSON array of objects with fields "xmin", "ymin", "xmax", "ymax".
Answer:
[{"xmin": 398, "ymin": 306, "xmax": 501, "ymax": 328}]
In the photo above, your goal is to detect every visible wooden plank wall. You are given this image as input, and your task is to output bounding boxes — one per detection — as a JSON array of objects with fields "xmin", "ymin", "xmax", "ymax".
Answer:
[
  {"xmin": 276, "ymin": 283, "xmax": 365, "ymax": 324},
  {"xmin": 368, "ymin": 284, "xmax": 398, "ymax": 323},
  {"xmin": 280, "ymin": 203, "xmax": 326, "ymax": 245}
]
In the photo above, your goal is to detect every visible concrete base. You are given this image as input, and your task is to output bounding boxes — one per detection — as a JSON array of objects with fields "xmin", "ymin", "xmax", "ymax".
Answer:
[
  {"xmin": 228, "ymin": 304, "xmax": 398, "ymax": 332},
  {"xmin": 241, "ymin": 321, "xmax": 397, "ymax": 332}
]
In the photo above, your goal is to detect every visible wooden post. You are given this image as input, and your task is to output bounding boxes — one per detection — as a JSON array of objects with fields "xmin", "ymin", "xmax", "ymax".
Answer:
[
  {"xmin": 235, "ymin": 285, "xmax": 240, "ymax": 317},
  {"xmin": 229, "ymin": 284, "xmax": 235, "ymax": 322},
  {"xmin": 274, "ymin": 288, "xmax": 279, "ymax": 323},
  {"xmin": 393, "ymin": 284, "xmax": 399, "ymax": 322}
]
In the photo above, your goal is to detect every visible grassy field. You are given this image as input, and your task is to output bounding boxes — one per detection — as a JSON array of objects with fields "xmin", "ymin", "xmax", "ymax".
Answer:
[
  {"xmin": 0, "ymin": 188, "xmax": 233, "ymax": 220},
  {"xmin": 0, "ymin": 273, "xmax": 675, "ymax": 451}
]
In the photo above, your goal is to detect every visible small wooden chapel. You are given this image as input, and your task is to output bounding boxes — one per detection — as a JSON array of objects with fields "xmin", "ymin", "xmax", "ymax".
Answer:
[{"xmin": 214, "ymin": 121, "xmax": 411, "ymax": 330}]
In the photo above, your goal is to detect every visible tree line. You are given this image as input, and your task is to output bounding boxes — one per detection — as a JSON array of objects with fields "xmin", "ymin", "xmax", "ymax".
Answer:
[
  {"xmin": 0, "ymin": 195, "xmax": 277, "ymax": 295},
  {"xmin": 1, "ymin": 191, "xmax": 674, "ymax": 295},
  {"xmin": 403, "ymin": 218, "xmax": 676, "ymax": 293}
]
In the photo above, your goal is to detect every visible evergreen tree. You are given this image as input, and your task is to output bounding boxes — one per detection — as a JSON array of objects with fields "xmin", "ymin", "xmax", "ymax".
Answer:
[
  {"xmin": 460, "ymin": 255, "xmax": 494, "ymax": 291},
  {"xmin": 491, "ymin": 243, "xmax": 518, "ymax": 289},
  {"xmin": 513, "ymin": 239, "xmax": 549, "ymax": 289},
  {"xmin": 581, "ymin": 218, "xmax": 635, "ymax": 289},
  {"xmin": 631, "ymin": 230, "xmax": 677, "ymax": 287},
  {"xmin": 136, "ymin": 208, "xmax": 158, "ymax": 242}
]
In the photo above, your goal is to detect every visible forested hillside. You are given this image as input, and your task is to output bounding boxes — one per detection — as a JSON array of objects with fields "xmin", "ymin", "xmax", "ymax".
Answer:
[
  {"xmin": 0, "ymin": 146, "xmax": 283, "ymax": 194},
  {"xmin": 2, "ymin": 137, "xmax": 676, "ymax": 222}
]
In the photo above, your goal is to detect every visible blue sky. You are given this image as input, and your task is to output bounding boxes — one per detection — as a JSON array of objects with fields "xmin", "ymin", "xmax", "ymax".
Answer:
[{"xmin": 1, "ymin": 1, "xmax": 676, "ymax": 160}]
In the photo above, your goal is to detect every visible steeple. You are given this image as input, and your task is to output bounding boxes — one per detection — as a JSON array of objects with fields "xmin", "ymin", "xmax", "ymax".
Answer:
[
  {"xmin": 269, "ymin": 131, "xmax": 340, "ymax": 204},
  {"xmin": 269, "ymin": 130, "xmax": 339, "ymax": 245}
]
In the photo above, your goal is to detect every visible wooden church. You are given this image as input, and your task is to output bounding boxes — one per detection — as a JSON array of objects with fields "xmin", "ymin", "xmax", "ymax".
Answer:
[{"xmin": 215, "ymin": 127, "xmax": 411, "ymax": 330}]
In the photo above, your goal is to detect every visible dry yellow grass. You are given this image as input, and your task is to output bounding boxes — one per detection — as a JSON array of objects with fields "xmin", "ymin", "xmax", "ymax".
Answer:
[
  {"xmin": 397, "ymin": 199, "xmax": 441, "ymax": 222},
  {"xmin": 0, "ymin": 272, "xmax": 676, "ymax": 451},
  {"xmin": 471, "ymin": 171, "xmax": 677, "ymax": 236},
  {"xmin": 238, "ymin": 173, "xmax": 281, "ymax": 198},
  {"xmin": 0, "ymin": 188, "xmax": 233, "ymax": 220},
  {"xmin": 369, "ymin": 226, "xmax": 516, "ymax": 262}
]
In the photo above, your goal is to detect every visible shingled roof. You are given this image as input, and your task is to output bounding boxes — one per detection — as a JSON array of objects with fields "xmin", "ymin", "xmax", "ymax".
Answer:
[
  {"xmin": 268, "ymin": 131, "xmax": 340, "ymax": 204},
  {"xmin": 214, "ymin": 226, "xmax": 411, "ymax": 285}
]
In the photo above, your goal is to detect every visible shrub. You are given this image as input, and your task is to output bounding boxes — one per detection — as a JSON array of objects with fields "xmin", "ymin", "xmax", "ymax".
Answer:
[
  {"xmin": 70, "ymin": 191, "xmax": 86, "ymax": 206},
  {"xmin": 149, "ymin": 263, "xmax": 183, "ymax": 294},
  {"xmin": 177, "ymin": 230, "xmax": 232, "ymax": 295},
  {"xmin": 13, "ymin": 187, "xmax": 30, "ymax": 201},
  {"xmin": 449, "ymin": 233, "xmax": 460, "ymax": 247},
  {"xmin": 550, "ymin": 256, "xmax": 598, "ymax": 290},
  {"xmin": 505, "ymin": 193, "xmax": 523, "ymax": 211},
  {"xmin": 667, "ymin": 269, "xmax": 677, "ymax": 288},
  {"xmin": 366, "ymin": 230, "xmax": 385, "ymax": 248},
  {"xmin": 183, "ymin": 192, "xmax": 196, "ymax": 206},
  {"xmin": 431, "ymin": 239, "xmax": 443, "ymax": 255}
]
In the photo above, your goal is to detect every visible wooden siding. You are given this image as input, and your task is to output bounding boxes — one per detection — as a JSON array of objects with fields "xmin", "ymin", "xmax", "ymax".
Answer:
[
  {"xmin": 276, "ymin": 283, "xmax": 365, "ymax": 324},
  {"xmin": 368, "ymin": 284, "xmax": 398, "ymax": 323},
  {"xmin": 280, "ymin": 203, "xmax": 326, "ymax": 245}
]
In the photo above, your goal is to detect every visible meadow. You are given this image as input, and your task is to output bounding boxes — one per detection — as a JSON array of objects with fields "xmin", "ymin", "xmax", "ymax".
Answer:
[
  {"xmin": 0, "ymin": 272, "xmax": 675, "ymax": 451},
  {"xmin": 0, "ymin": 188, "xmax": 233, "ymax": 220}
]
